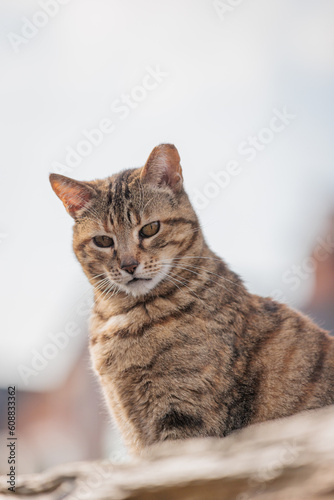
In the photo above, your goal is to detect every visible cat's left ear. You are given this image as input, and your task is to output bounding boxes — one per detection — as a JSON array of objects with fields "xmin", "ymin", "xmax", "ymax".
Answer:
[
  {"xmin": 140, "ymin": 144, "xmax": 183, "ymax": 192},
  {"xmin": 49, "ymin": 174, "xmax": 96, "ymax": 219}
]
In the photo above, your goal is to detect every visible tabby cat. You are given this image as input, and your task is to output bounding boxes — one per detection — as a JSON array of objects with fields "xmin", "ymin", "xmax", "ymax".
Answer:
[{"xmin": 50, "ymin": 144, "xmax": 334, "ymax": 454}]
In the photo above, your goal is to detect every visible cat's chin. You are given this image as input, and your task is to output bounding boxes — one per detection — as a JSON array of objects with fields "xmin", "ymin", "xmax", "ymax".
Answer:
[
  {"xmin": 120, "ymin": 275, "xmax": 162, "ymax": 298},
  {"xmin": 116, "ymin": 263, "xmax": 172, "ymax": 298}
]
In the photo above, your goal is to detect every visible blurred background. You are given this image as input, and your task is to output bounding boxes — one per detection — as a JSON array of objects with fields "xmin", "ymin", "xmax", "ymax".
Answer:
[{"xmin": 1, "ymin": 0, "xmax": 334, "ymax": 474}]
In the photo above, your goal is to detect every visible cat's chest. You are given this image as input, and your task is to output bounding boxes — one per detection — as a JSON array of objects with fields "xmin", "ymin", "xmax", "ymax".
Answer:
[{"xmin": 89, "ymin": 309, "xmax": 165, "ymax": 375}]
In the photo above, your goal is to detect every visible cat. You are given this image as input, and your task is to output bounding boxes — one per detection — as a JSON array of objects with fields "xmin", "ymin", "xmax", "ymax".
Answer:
[{"xmin": 50, "ymin": 144, "xmax": 334, "ymax": 454}]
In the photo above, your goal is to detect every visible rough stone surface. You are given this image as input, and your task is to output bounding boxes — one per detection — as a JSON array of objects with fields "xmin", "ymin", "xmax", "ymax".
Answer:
[{"xmin": 1, "ymin": 406, "xmax": 334, "ymax": 499}]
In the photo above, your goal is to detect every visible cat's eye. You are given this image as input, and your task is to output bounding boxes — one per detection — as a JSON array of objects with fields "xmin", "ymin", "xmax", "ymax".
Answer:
[
  {"xmin": 140, "ymin": 221, "xmax": 160, "ymax": 238},
  {"xmin": 93, "ymin": 235, "xmax": 114, "ymax": 248}
]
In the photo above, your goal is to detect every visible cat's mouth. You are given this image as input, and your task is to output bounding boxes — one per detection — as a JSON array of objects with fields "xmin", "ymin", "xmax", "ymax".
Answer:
[
  {"xmin": 127, "ymin": 277, "xmax": 152, "ymax": 285},
  {"xmin": 116, "ymin": 264, "xmax": 171, "ymax": 297},
  {"xmin": 123, "ymin": 275, "xmax": 157, "ymax": 297}
]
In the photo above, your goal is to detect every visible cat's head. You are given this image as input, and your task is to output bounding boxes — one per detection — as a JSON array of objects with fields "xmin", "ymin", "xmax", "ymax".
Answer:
[{"xmin": 50, "ymin": 144, "xmax": 202, "ymax": 298}]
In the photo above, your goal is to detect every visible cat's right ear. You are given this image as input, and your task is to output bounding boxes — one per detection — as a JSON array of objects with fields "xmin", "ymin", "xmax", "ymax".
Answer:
[
  {"xmin": 140, "ymin": 144, "xmax": 183, "ymax": 192},
  {"xmin": 49, "ymin": 174, "xmax": 95, "ymax": 219}
]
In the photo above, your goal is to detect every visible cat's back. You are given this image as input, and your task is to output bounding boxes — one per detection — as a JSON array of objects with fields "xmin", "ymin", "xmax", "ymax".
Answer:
[{"xmin": 248, "ymin": 295, "xmax": 334, "ymax": 421}]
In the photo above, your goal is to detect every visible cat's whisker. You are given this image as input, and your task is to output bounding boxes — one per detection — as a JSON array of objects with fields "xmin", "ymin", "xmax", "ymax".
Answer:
[
  {"xmin": 161, "ymin": 261, "xmax": 235, "ymax": 294},
  {"xmin": 169, "ymin": 273, "xmax": 206, "ymax": 303},
  {"xmin": 109, "ymin": 287, "xmax": 120, "ymax": 299},
  {"xmin": 166, "ymin": 262, "xmax": 229, "ymax": 289},
  {"xmin": 99, "ymin": 285, "xmax": 113, "ymax": 301},
  {"xmin": 183, "ymin": 263, "xmax": 243, "ymax": 286},
  {"xmin": 106, "ymin": 284, "xmax": 120, "ymax": 301},
  {"xmin": 91, "ymin": 272, "xmax": 108, "ymax": 279},
  {"xmin": 93, "ymin": 276, "xmax": 115, "ymax": 298},
  {"xmin": 158, "ymin": 259, "xmax": 233, "ymax": 300},
  {"xmin": 93, "ymin": 276, "xmax": 110, "ymax": 286},
  {"xmin": 169, "ymin": 256, "xmax": 233, "ymax": 264},
  {"xmin": 95, "ymin": 283, "xmax": 116, "ymax": 303},
  {"xmin": 91, "ymin": 273, "xmax": 109, "ymax": 286},
  {"xmin": 158, "ymin": 268, "xmax": 205, "ymax": 303},
  {"xmin": 94, "ymin": 278, "xmax": 111, "ymax": 293},
  {"xmin": 161, "ymin": 258, "xmax": 244, "ymax": 289},
  {"xmin": 156, "ymin": 269, "xmax": 182, "ymax": 292},
  {"xmin": 94, "ymin": 288, "xmax": 109, "ymax": 303}
]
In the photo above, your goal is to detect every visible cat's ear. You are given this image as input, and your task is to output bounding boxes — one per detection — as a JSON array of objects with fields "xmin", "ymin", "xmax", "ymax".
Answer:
[
  {"xmin": 49, "ymin": 174, "xmax": 95, "ymax": 218},
  {"xmin": 140, "ymin": 144, "xmax": 183, "ymax": 192}
]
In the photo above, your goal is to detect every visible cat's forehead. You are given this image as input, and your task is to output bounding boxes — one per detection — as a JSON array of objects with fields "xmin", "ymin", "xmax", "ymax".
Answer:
[
  {"xmin": 99, "ymin": 170, "xmax": 147, "ymax": 229},
  {"xmin": 104, "ymin": 168, "xmax": 141, "ymax": 201},
  {"xmin": 93, "ymin": 168, "xmax": 173, "ymax": 228},
  {"xmin": 95, "ymin": 168, "xmax": 141, "ymax": 226}
]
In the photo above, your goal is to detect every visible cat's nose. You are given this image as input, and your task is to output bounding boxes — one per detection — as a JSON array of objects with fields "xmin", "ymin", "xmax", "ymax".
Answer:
[{"xmin": 120, "ymin": 258, "xmax": 139, "ymax": 275}]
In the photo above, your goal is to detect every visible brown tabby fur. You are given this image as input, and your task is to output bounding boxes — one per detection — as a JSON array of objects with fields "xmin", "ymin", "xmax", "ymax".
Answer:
[{"xmin": 50, "ymin": 144, "xmax": 334, "ymax": 454}]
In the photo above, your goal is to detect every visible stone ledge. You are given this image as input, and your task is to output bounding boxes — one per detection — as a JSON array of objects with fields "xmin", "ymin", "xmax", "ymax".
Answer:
[{"xmin": 1, "ymin": 406, "xmax": 334, "ymax": 500}]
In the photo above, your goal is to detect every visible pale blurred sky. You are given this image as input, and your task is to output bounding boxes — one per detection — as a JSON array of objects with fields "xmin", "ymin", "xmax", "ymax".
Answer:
[{"xmin": 1, "ymin": 0, "xmax": 334, "ymax": 390}]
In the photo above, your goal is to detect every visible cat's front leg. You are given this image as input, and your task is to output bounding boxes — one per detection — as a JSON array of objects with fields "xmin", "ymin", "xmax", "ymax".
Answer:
[{"xmin": 149, "ymin": 407, "xmax": 208, "ymax": 444}]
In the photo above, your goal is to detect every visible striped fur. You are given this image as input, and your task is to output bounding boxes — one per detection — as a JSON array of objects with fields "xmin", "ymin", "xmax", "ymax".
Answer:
[{"xmin": 50, "ymin": 144, "xmax": 334, "ymax": 454}]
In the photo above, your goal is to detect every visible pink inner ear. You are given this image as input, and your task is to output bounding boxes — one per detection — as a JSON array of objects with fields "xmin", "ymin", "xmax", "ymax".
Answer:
[
  {"xmin": 141, "ymin": 144, "xmax": 183, "ymax": 191},
  {"xmin": 51, "ymin": 178, "xmax": 92, "ymax": 216},
  {"xmin": 65, "ymin": 187, "xmax": 92, "ymax": 213}
]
